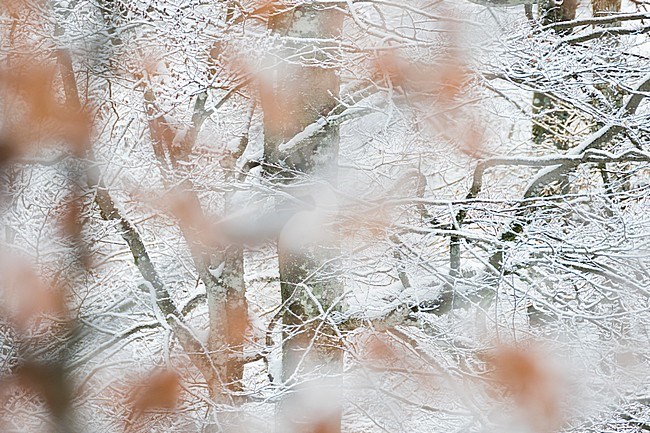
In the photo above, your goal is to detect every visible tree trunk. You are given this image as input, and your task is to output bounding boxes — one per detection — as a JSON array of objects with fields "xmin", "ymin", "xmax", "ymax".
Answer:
[{"xmin": 262, "ymin": 5, "xmax": 345, "ymax": 433}]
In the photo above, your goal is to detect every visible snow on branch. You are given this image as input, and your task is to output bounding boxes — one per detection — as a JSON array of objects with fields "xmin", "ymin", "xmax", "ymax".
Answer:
[{"xmin": 469, "ymin": 149, "xmax": 650, "ymax": 200}]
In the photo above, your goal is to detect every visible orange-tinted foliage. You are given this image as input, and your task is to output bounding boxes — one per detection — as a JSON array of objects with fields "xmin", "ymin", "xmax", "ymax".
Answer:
[
  {"xmin": 0, "ymin": 60, "xmax": 91, "ymax": 162},
  {"xmin": 369, "ymin": 38, "xmax": 486, "ymax": 159},
  {"xmin": 338, "ymin": 205, "xmax": 391, "ymax": 242},
  {"xmin": 0, "ymin": 259, "xmax": 68, "ymax": 333},
  {"xmin": 365, "ymin": 333, "xmax": 401, "ymax": 363},
  {"xmin": 225, "ymin": 298, "xmax": 250, "ymax": 348},
  {"xmin": 310, "ymin": 415, "xmax": 342, "ymax": 433},
  {"xmin": 14, "ymin": 361, "xmax": 72, "ymax": 419},
  {"xmin": 243, "ymin": 0, "xmax": 291, "ymax": 20},
  {"xmin": 0, "ymin": 261, "xmax": 74, "ymax": 426},
  {"xmin": 371, "ymin": 50, "xmax": 469, "ymax": 102},
  {"xmin": 257, "ymin": 70, "xmax": 298, "ymax": 138},
  {"xmin": 128, "ymin": 369, "xmax": 181, "ymax": 418},
  {"xmin": 483, "ymin": 343, "xmax": 565, "ymax": 433},
  {"xmin": 154, "ymin": 188, "xmax": 227, "ymax": 249},
  {"xmin": 0, "ymin": 0, "xmax": 32, "ymax": 18}
]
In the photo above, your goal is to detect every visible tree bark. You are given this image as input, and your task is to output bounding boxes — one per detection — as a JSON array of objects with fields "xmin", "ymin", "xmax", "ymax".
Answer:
[{"xmin": 262, "ymin": 5, "xmax": 345, "ymax": 433}]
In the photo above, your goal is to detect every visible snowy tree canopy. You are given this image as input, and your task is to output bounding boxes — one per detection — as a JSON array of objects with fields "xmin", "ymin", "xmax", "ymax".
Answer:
[{"xmin": 1, "ymin": 0, "xmax": 649, "ymax": 432}]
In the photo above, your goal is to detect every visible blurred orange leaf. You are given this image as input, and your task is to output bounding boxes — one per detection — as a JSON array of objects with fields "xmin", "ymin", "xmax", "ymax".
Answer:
[
  {"xmin": 0, "ymin": 258, "xmax": 67, "ymax": 332},
  {"xmin": 15, "ymin": 361, "xmax": 71, "ymax": 419},
  {"xmin": 482, "ymin": 343, "xmax": 565, "ymax": 433},
  {"xmin": 0, "ymin": 60, "xmax": 91, "ymax": 159},
  {"xmin": 131, "ymin": 368, "xmax": 181, "ymax": 411}
]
